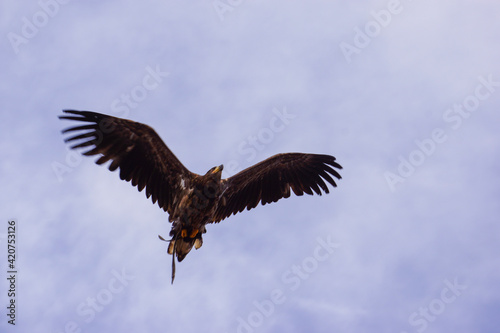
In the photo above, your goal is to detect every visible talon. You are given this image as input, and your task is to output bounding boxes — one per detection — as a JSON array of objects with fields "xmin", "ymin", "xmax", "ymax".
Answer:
[
  {"xmin": 189, "ymin": 229, "xmax": 199, "ymax": 238},
  {"xmin": 181, "ymin": 229, "xmax": 187, "ymax": 238}
]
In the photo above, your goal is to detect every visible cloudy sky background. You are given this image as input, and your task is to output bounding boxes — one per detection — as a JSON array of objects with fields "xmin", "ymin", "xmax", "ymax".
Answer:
[{"xmin": 1, "ymin": 1, "xmax": 499, "ymax": 332}]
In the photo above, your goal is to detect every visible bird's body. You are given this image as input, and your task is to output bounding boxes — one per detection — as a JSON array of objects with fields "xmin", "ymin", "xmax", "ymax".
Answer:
[
  {"xmin": 165, "ymin": 166, "xmax": 223, "ymax": 262},
  {"xmin": 59, "ymin": 110, "xmax": 342, "ymax": 282}
]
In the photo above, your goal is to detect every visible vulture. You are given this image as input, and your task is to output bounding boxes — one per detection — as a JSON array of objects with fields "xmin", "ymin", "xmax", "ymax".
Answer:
[{"xmin": 59, "ymin": 110, "xmax": 342, "ymax": 282}]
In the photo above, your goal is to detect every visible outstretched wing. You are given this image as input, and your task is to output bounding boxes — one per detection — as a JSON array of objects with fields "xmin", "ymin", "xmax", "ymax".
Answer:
[
  {"xmin": 213, "ymin": 153, "xmax": 342, "ymax": 222},
  {"xmin": 59, "ymin": 110, "xmax": 196, "ymax": 214}
]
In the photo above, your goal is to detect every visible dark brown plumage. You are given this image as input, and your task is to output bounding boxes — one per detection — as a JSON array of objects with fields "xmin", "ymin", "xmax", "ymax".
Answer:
[{"xmin": 59, "ymin": 110, "xmax": 342, "ymax": 282}]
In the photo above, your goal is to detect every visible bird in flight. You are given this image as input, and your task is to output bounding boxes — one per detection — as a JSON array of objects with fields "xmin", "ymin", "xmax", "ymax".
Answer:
[{"xmin": 59, "ymin": 110, "xmax": 342, "ymax": 283}]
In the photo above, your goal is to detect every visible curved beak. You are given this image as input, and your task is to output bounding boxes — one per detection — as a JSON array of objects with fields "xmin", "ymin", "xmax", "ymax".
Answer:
[{"xmin": 212, "ymin": 165, "xmax": 224, "ymax": 173}]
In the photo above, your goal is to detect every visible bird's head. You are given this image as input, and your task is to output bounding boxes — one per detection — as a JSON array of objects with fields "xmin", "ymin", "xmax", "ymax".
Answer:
[{"xmin": 206, "ymin": 164, "xmax": 223, "ymax": 178}]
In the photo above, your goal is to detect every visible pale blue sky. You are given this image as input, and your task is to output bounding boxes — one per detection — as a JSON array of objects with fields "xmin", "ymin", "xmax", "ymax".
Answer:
[{"xmin": 1, "ymin": 1, "xmax": 499, "ymax": 332}]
